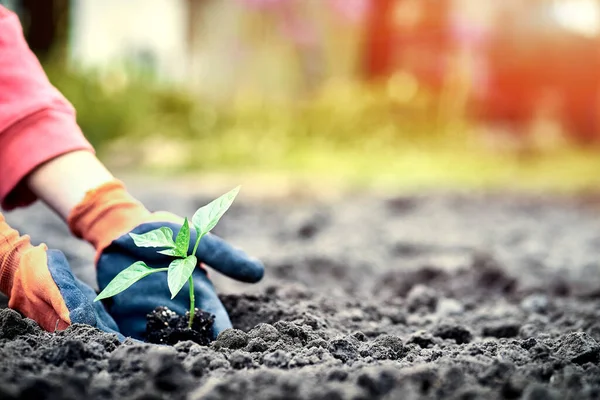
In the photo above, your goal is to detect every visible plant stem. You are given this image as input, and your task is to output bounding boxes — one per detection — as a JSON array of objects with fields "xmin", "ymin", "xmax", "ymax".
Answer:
[
  {"xmin": 188, "ymin": 275, "xmax": 195, "ymax": 328},
  {"xmin": 192, "ymin": 233, "xmax": 203, "ymax": 256}
]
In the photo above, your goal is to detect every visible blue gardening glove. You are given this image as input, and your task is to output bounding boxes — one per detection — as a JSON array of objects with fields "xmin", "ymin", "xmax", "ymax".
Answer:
[
  {"xmin": 67, "ymin": 180, "xmax": 264, "ymax": 341},
  {"xmin": 96, "ymin": 221, "xmax": 264, "ymax": 340}
]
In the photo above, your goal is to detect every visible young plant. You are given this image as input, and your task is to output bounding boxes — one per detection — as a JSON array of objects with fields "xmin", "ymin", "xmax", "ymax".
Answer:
[{"xmin": 94, "ymin": 186, "xmax": 241, "ymax": 328}]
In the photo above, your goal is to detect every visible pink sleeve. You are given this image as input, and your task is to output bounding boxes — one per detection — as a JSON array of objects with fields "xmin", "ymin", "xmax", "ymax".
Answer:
[{"xmin": 0, "ymin": 6, "xmax": 94, "ymax": 211}]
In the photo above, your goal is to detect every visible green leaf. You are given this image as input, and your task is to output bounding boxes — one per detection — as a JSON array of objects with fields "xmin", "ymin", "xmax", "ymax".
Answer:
[
  {"xmin": 157, "ymin": 248, "xmax": 180, "ymax": 257},
  {"xmin": 174, "ymin": 217, "xmax": 191, "ymax": 257},
  {"xmin": 129, "ymin": 227, "xmax": 176, "ymax": 249},
  {"xmin": 192, "ymin": 186, "xmax": 240, "ymax": 238},
  {"xmin": 94, "ymin": 262, "xmax": 164, "ymax": 301},
  {"xmin": 167, "ymin": 255, "xmax": 198, "ymax": 299}
]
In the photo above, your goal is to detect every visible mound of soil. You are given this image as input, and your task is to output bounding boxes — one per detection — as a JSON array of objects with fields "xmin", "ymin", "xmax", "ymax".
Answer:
[
  {"xmin": 145, "ymin": 306, "xmax": 215, "ymax": 346},
  {"xmin": 1, "ymin": 191, "xmax": 600, "ymax": 399}
]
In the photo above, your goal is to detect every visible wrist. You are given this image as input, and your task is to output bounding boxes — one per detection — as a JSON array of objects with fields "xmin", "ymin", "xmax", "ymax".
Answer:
[
  {"xmin": 67, "ymin": 179, "xmax": 151, "ymax": 256},
  {"xmin": 25, "ymin": 151, "xmax": 115, "ymax": 220}
]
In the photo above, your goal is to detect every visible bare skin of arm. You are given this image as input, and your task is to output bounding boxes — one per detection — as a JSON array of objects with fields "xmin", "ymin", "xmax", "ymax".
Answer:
[{"xmin": 25, "ymin": 151, "xmax": 115, "ymax": 221}]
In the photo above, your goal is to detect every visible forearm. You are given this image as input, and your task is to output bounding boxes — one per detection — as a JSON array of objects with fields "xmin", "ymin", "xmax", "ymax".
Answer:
[
  {"xmin": 0, "ymin": 6, "xmax": 96, "ymax": 211},
  {"xmin": 25, "ymin": 151, "xmax": 116, "ymax": 220}
]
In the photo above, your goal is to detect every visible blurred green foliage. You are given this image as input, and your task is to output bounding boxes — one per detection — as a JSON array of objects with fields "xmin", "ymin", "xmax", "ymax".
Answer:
[
  {"xmin": 43, "ymin": 60, "xmax": 600, "ymax": 193},
  {"xmin": 44, "ymin": 61, "xmax": 180, "ymax": 147},
  {"xmin": 45, "ymin": 61, "xmax": 455, "ymax": 156}
]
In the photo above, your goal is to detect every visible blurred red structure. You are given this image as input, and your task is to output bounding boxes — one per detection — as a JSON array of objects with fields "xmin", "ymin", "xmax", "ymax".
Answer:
[
  {"xmin": 481, "ymin": 2, "xmax": 600, "ymax": 144},
  {"xmin": 361, "ymin": 0, "xmax": 600, "ymax": 144},
  {"xmin": 363, "ymin": 0, "xmax": 451, "ymax": 91}
]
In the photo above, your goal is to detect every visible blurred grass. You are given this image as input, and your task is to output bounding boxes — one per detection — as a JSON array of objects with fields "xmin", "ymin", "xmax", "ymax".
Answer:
[{"xmin": 44, "ymin": 60, "xmax": 600, "ymax": 194}]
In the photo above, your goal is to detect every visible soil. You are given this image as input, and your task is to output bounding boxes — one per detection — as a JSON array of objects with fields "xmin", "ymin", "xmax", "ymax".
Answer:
[
  {"xmin": 145, "ymin": 306, "xmax": 215, "ymax": 346},
  {"xmin": 1, "ymin": 190, "xmax": 600, "ymax": 399}
]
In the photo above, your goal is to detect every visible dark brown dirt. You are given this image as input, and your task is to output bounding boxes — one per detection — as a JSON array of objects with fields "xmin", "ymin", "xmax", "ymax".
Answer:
[
  {"xmin": 1, "ymin": 190, "xmax": 600, "ymax": 399},
  {"xmin": 145, "ymin": 306, "xmax": 215, "ymax": 346}
]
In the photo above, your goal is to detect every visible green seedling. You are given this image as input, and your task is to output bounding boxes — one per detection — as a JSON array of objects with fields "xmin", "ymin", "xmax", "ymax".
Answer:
[{"xmin": 94, "ymin": 185, "xmax": 241, "ymax": 328}]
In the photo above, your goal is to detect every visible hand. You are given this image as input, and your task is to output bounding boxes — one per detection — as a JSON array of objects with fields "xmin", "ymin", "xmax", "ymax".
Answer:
[
  {"xmin": 97, "ymin": 220, "xmax": 263, "ymax": 340},
  {"xmin": 1, "ymin": 243, "xmax": 123, "ymax": 339},
  {"xmin": 67, "ymin": 180, "xmax": 264, "ymax": 341}
]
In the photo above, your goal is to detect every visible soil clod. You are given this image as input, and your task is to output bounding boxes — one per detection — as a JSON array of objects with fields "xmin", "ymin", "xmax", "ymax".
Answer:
[
  {"xmin": 482, "ymin": 321, "xmax": 521, "ymax": 338},
  {"xmin": 432, "ymin": 324, "xmax": 473, "ymax": 344},
  {"xmin": 555, "ymin": 332, "xmax": 600, "ymax": 365},
  {"xmin": 212, "ymin": 328, "xmax": 249, "ymax": 350}
]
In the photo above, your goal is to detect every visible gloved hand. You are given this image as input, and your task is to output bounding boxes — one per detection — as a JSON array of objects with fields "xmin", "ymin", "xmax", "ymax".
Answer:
[
  {"xmin": 0, "ymin": 214, "xmax": 123, "ymax": 339},
  {"xmin": 67, "ymin": 180, "xmax": 264, "ymax": 341}
]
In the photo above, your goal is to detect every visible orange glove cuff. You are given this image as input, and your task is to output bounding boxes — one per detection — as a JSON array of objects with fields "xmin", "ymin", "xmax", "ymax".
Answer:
[
  {"xmin": 66, "ymin": 179, "xmax": 205, "ymax": 274},
  {"xmin": 0, "ymin": 213, "xmax": 71, "ymax": 331},
  {"xmin": 0, "ymin": 213, "xmax": 28, "ymax": 294},
  {"xmin": 67, "ymin": 179, "xmax": 152, "ymax": 258}
]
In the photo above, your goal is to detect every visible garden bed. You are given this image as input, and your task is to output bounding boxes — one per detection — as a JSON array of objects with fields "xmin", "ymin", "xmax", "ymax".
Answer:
[{"xmin": 1, "ymin": 190, "xmax": 599, "ymax": 399}]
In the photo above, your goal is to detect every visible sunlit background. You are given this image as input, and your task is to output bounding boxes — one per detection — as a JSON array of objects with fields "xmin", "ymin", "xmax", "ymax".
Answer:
[{"xmin": 3, "ymin": 0, "xmax": 600, "ymax": 195}]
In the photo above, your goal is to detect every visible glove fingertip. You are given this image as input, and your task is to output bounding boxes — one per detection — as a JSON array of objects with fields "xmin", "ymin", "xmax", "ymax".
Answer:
[{"xmin": 240, "ymin": 258, "xmax": 265, "ymax": 283}]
